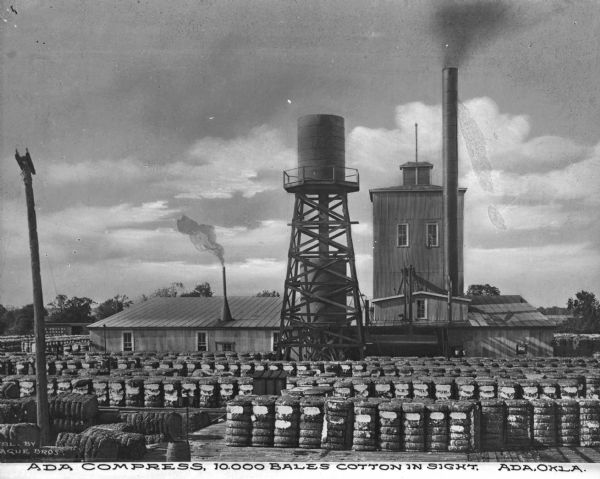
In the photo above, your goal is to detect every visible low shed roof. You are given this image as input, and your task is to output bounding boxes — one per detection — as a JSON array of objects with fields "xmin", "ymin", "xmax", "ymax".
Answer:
[
  {"xmin": 87, "ymin": 296, "xmax": 281, "ymax": 329},
  {"xmin": 372, "ymin": 295, "xmax": 561, "ymax": 329},
  {"xmin": 464, "ymin": 295, "xmax": 561, "ymax": 328}
]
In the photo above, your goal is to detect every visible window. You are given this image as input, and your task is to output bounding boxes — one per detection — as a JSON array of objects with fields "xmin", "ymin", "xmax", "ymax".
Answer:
[
  {"xmin": 122, "ymin": 331, "xmax": 133, "ymax": 352},
  {"xmin": 416, "ymin": 299, "xmax": 427, "ymax": 320},
  {"xmin": 216, "ymin": 342, "xmax": 234, "ymax": 352},
  {"xmin": 452, "ymin": 345, "xmax": 465, "ymax": 358},
  {"xmin": 272, "ymin": 331, "xmax": 280, "ymax": 352},
  {"xmin": 197, "ymin": 332, "xmax": 207, "ymax": 352},
  {"xmin": 397, "ymin": 223, "xmax": 409, "ymax": 247},
  {"xmin": 426, "ymin": 223, "xmax": 439, "ymax": 247}
]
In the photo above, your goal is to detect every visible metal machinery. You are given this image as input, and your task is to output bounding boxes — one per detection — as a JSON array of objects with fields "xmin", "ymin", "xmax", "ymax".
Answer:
[{"xmin": 279, "ymin": 114, "xmax": 364, "ymax": 361}]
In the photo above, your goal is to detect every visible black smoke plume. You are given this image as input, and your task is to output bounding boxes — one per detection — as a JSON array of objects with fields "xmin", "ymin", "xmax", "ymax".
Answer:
[{"xmin": 433, "ymin": 0, "xmax": 514, "ymax": 66}]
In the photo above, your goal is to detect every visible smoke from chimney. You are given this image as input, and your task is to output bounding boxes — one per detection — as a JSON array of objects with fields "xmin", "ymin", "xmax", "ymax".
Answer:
[
  {"xmin": 177, "ymin": 215, "xmax": 225, "ymax": 265},
  {"xmin": 432, "ymin": 0, "xmax": 514, "ymax": 66}
]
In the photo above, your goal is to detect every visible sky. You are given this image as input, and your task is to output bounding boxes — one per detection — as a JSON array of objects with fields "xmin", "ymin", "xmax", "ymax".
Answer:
[{"xmin": 1, "ymin": 0, "xmax": 599, "ymax": 309}]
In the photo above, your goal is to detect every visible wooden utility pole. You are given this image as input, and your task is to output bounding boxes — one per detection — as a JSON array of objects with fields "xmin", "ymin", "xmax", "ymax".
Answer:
[{"xmin": 15, "ymin": 148, "xmax": 50, "ymax": 445}]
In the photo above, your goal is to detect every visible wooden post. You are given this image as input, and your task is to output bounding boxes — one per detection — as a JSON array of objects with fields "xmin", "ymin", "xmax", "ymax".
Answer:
[{"xmin": 15, "ymin": 149, "xmax": 50, "ymax": 445}]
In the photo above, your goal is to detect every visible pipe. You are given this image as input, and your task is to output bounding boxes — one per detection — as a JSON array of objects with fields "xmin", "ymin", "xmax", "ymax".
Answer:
[
  {"xmin": 221, "ymin": 266, "xmax": 232, "ymax": 322},
  {"xmin": 442, "ymin": 67, "xmax": 460, "ymax": 297}
]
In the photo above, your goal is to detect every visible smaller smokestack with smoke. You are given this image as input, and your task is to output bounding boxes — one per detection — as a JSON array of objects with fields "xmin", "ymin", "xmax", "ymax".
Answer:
[
  {"xmin": 221, "ymin": 265, "xmax": 233, "ymax": 322},
  {"xmin": 177, "ymin": 215, "xmax": 232, "ymax": 321},
  {"xmin": 177, "ymin": 215, "xmax": 225, "ymax": 265}
]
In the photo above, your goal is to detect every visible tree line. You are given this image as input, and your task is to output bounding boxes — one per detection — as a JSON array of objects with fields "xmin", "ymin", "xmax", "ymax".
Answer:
[
  {"xmin": 0, "ymin": 282, "xmax": 280, "ymax": 335},
  {"xmin": 3, "ymin": 281, "xmax": 596, "ymax": 335}
]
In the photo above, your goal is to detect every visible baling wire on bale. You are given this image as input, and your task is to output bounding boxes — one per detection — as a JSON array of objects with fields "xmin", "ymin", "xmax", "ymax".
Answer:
[{"xmin": 176, "ymin": 215, "xmax": 232, "ymax": 322}]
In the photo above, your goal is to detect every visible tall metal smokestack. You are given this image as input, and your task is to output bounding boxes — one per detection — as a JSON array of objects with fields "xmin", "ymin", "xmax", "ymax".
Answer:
[
  {"xmin": 443, "ymin": 67, "xmax": 460, "ymax": 297},
  {"xmin": 221, "ymin": 265, "xmax": 232, "ymax": 322}
]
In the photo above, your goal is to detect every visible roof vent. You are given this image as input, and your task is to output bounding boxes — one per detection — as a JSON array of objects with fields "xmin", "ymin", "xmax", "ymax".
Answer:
[{"xmin": 399, "ymin": 161, "xmax": 433, "ymax": 185}]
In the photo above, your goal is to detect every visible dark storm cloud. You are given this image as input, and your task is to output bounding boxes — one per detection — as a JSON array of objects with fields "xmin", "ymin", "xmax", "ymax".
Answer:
[{"xmin": 109, "ymin": 31, "xmax": 355, "ymax": 144}]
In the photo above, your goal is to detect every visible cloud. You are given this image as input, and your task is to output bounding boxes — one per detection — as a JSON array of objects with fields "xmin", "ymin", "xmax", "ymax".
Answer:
[
  {"xmin": 348, "ymin": 96, "xmax": 599, "ymax": 225},
  {"xmin": 1, "ymin": 200, "xmax": 178, "ymax": 264},
  {"xmin": 35, "ymin": 126, "xmax": 295, "ymax": 201},
  {"xmin": 173, "ymin": 126, "xmax": 295, "ymax": 199},
  {"xmin": 43, "ymin": 157, "xmax": 154, "ymax": 186},
  {"xmin": 347, "ymin": 95, "xmax": 600, "ymax": 304},
  {"xmin": 466, "ymin": 242, "xmax": 600, "ymax": 307},
  {"xmin": 2, "ymin": 94, "xmax": 599, "ymax": 308}
]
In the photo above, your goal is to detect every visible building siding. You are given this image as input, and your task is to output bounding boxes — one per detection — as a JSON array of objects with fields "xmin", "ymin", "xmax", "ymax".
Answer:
[
  {"xmin": 89, "ymin": 328, "xmax": 277, "ymax": 353},
  {"xmin": 372, "ymin": 190, "xmax": 465, "ymax": 300},
  {"xmin": 448, "ymin": 328, "xmax": 554, "ymax": 357},
  {"xmin": 373, "ymin": 296, "xmax": 468, "ymax": 324}
]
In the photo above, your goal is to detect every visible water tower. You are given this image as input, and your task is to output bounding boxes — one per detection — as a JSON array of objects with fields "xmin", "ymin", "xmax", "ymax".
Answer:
[{"xmin": 279, "ymin": 114, "xmax": 364, "ymax": 361}]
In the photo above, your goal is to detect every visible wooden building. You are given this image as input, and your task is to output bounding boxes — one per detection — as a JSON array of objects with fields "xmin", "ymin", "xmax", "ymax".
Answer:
[
  {"xmin": 369, "ymin": 161, "xmax": 466, "ymax": 328},
  {"xmin": 367, "ymin": 161, "xmax": 559, "ymax": 357},
  {"xmin": 370, "ymin": 161, "xmax": 466, "ymax": 303},
  {"xmin": 87, "ymin": 296, "xmax": 280, "ymax": 353}
]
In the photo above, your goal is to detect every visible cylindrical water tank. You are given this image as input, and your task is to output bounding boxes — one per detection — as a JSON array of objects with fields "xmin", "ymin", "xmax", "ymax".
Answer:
[{"xmin": 297, "ymin": 114, "xmax": 345, "ymax": 176}]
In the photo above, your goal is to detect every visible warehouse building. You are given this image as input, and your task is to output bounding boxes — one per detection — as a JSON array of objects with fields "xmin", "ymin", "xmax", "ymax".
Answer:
[{"xmin": 87, "ymin": 296, "xmax": 280, "ymax": 353}]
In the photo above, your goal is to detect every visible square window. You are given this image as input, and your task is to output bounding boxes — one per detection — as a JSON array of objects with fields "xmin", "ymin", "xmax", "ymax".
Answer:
[
  {"xmin": 416, "ymin": 299, "xmax": 427, "ymax": 320},
  {"xmin": 122, "ymin": 331, "xmax": 133, "ymax": 352},
  {"xmin": 426, "ymin": 223, "xmax": 439, "ymax": 247},
  {"xmin": 397, "ymin": 223, "xmax": 409, "ymax": 247},
  {"xmin": 197, "ymin": 332, "xmax": 207, "ymax": 352}
]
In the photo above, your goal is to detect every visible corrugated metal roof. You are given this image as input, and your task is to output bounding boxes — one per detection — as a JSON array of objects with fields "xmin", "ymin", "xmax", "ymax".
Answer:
[
  {"xmin": 465, "ymin": 295, "xmax": 559, "ymax": 328},
  {"xmin": 87, "ymin": 296, "xmax": 281, "ymax": 329},
  {"xmin": 89, "ymin": 295, "xmax": 560, "ymax": 331}
]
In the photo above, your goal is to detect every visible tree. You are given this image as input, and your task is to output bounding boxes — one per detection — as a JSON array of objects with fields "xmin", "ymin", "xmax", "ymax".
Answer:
[
  {"xmin": 567, "ymin": 291, "xmax": 599, "ymax": 318},
  {"xmin": 180, "ymin": 283, "xmax": 213, "ymax": 297},
  {"xmin": 151, "ymin": 282, "xmax": 186, "ymax": 298},
  {"xmin": 466, "ymin": 284, "xmax": 500, "ymax": 296},
  {"xmin": 0, "ymin": 304, "xmax": 38, "ymax": 335},
  {"xmin": 12, "ymin": 304, "xmax": 35, "ymax": 334},
  {"xmin": 559, "ymin": 290, "xmax": 600, "ymax": 333},
  {"xmin": 95, "ymin": 294, "xmax": 133, "ymax": 319},
  {"xmin": 256, "ymin": 290, "xmax": 280, "ymax": 297},
  {"xmin": 47, "ymin": 295, "xmax": 95, "ymax": 323}
]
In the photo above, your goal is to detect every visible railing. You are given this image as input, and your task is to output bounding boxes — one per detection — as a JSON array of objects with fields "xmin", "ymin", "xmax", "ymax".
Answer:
[{"xmin": 283, "ymin": 166, "xmax": 359, "ymax": 188}]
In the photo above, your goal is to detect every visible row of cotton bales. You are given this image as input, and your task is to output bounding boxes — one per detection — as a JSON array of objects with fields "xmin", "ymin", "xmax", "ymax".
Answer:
[{"xmin": 224, "ymin": 396, "xmax": 600, "ymax": 451}]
